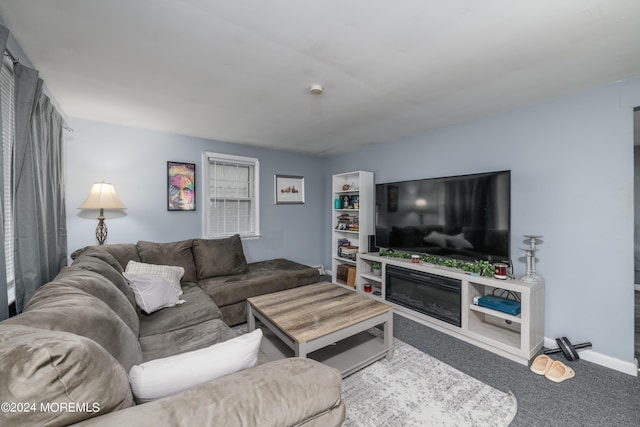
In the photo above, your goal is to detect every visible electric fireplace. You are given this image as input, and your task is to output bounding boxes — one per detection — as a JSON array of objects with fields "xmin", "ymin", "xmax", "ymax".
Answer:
[{"xmin": 385, "ymin": 265, "xmax": 461, "ymax": 327}]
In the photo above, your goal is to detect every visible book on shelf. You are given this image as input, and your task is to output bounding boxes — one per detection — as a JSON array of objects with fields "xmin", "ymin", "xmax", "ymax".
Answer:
[
  {"xmin": 340, "ymin": 246, "xmax": 359, "ymax": 254},
  {"xmin": 338, "ymin": 245, "xmax": 359, "ymax": 260},
  {"xmin": 338, "ymin": 238, "xmax": 350, "ymax": 247},
  {"xmin": 347, "ymin": 267, "xmax": 356, "ymax": 287},
  {"xmin": 336, "ymin": 264, "xmax": 356, "ymax": 288},
  {"xmin": 336, "ymin": 213, "xmax": 359, "ymax": 231}
]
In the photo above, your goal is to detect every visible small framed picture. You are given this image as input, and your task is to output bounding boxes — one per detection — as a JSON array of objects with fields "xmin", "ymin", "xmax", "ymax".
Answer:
[
  {"xmin": 168, "ymin": 161, "xmax": 196, "ymax": 211},
  {"xmin": 274, "ymin": 175, "xmax": 305, "ymax": 204}
]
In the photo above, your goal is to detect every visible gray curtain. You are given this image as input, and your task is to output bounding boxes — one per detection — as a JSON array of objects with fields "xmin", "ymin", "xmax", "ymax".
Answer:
[
  {"xmin": 0, "ymin": 24, "xmax": 9, "ymax": 320},
  {"xmin": 13, "ymin": 63, "xmax": 67, "ymax": 313}
]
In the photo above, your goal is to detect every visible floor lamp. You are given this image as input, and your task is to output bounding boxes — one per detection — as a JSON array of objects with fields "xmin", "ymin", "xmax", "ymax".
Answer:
[{"xmin": 79, "ymin": 182, "xmax": 126, "ymax": 245}]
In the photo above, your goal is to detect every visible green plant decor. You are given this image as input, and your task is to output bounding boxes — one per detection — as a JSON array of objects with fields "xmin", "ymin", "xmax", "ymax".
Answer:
[
  {"xmin": 371, "ymin": 262, "xmax": 382, "ymax": 270},
  {"xmin": 378, "ymin": 249, "xmax": 494, "ymax": 278}
]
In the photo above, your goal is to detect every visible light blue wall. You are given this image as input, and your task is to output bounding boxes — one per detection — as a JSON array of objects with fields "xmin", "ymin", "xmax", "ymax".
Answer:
[
  {"xmin": 325, "ymin": 76, "xmax": 640, "ymax": 365},
  {"xmin": 67, "ymin": 77, "xmax": 640, "ymax": 367},
  {"xmin": 66, "ymin": 119, "xmax": 326, "ymax": 266},
  {"xmin": 8, "ymin": 8, "xmax": 638, "ymax": 370}
]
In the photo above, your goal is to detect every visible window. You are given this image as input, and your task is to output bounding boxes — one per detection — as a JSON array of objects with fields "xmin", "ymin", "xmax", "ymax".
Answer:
[
  {"xmin": 203, "ymin": 152, "xmax": 260, "ymax": 239},
  {"xmin": 1, "ymin": 55, "xmax": 15, "ymax": 303}
]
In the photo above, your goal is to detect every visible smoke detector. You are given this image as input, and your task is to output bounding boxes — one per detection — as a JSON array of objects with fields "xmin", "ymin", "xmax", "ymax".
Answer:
[{"xmin": 309, "ymin": 84, "xmax": 324, "ymax": 95}]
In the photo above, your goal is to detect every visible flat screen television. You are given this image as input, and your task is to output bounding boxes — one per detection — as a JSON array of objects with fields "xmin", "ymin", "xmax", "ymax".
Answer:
[{"xmin": 375, "ymin": 170, "xmax": 510, "ymax": 263}]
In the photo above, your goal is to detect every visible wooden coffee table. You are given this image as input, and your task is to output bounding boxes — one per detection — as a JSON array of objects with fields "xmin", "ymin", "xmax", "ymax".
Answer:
[{"xmin": 247, "ymin": 282, "xmax": 393, "ymax": 377}]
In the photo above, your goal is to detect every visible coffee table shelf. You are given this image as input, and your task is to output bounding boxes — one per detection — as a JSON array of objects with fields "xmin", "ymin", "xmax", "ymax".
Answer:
[{"xmin": 259, "ymin": 327, "xmax": 390, "ymax": 377}]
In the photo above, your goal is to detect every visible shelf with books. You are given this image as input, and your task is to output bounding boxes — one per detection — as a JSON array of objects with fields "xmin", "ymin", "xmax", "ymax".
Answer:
[{"xmin": 331, "ymin": 171, "xmax": 373, "ymax": 286}]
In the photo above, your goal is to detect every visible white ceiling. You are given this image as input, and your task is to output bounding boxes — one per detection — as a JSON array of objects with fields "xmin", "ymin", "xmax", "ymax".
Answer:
[{"xmin": 1, "ymin": 0, "xmax": 639, "ymax": 156}]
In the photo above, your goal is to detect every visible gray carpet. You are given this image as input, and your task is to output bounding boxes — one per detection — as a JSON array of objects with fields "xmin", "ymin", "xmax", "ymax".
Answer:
[{"xmin": 394, "ymin": 314, "xmax": 640, "ymax": 426}]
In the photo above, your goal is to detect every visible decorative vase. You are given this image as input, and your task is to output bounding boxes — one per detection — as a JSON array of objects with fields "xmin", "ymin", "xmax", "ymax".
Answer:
[{"xmin": 521, "ymin": 234, "xmax": 543, "ymax": 283}]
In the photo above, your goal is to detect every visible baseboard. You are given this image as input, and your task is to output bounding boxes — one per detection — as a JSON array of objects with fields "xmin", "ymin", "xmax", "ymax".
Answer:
[
  {"xmin": 543, "ymin": 337, "xmax": 638, "ymax": 376},
  {"xmin": 312, "ymin": 265, "xmax": 326, "ymax": 276}
]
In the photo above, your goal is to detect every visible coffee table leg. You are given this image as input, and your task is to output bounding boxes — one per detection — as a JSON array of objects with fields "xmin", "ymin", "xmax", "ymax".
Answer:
[
  {"xmin": 384, "ymin": 311, "xmax": 393, "ymax": 360},
  {"xmin": 295, "ymin": 342, "xmax": 307, "ymax": 358},
  {"xmin": 247, "ymin": 303, "xmax": 255, "ymax": 332}
]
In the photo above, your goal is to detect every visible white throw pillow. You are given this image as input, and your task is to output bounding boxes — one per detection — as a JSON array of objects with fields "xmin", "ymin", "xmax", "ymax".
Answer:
[
  {"xmin": 125, "ymin": 260, "xmax": 184, "ymax": 295},
  {"xmin": 129, "ymin": 329, "xmax": 263, "ymax": 403},
  {"xmin": 123, "ymin": 272, "xmax": 185, "ymax": 314}
]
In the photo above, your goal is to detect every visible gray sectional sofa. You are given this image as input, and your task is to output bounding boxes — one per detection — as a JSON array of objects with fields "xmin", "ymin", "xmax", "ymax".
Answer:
[{"xmin": 0, "ymin": 235, "xmax": 345, "ymax": 426}]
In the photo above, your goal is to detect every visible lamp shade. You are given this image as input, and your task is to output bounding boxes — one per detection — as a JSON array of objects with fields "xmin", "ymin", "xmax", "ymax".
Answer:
[{"xmin": 79, "ymin": 182, "xmax": 126, "ymax": 210}]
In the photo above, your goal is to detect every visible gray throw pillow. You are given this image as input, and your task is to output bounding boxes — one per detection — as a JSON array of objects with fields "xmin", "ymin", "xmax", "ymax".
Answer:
[
  {"xmin": 137, "ymin": 239, "xmax": 197, "ymax": 283},
  {"xmin": 192, "ymin": 234, "xmax": 249, "ymax": 279}
]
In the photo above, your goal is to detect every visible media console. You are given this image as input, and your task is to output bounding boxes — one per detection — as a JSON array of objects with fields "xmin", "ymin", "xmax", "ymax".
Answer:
[{"xmin": 353, "ymin": 253, "xmax": 545, "ymax": 365}]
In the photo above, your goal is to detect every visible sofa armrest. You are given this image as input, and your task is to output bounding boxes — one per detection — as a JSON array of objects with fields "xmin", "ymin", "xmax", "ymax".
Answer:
[{"xmin": 72, "ymin": 358, "xmax": 345, "ymax": 427}]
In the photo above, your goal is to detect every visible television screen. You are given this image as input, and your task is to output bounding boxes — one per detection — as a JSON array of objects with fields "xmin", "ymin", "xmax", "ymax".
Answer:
[{"xmin": 375, "ymin": 170, "xmax": 510, "ymax": 263}]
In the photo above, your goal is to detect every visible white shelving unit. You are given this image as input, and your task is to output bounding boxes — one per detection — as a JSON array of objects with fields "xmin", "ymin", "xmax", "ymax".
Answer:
[
  {"xmin": 354, "ymin": 256, "xmax": 384, "ymax": 300},
  {"xmin": 331, "ymin": 171, "xmax": 374, "ymax": 288},
  {"xmin": 357, "ymin": 253, "xmax": 545, "ymax": 365}
]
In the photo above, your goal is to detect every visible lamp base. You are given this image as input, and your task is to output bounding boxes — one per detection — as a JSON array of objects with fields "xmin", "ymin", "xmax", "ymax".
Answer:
[{"xmin": 96, "ymin": 208, "xmax": 108, "ymax": 245}]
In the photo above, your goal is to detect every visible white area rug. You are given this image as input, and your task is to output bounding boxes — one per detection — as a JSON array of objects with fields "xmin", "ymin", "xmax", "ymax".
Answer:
[
  {"xmin": 232, "ymin": 324, "xmax": 517, "ymax": 426},
  {"xmin": 342, "ymin": 338, "xmax": 517, "ymax": 427}
]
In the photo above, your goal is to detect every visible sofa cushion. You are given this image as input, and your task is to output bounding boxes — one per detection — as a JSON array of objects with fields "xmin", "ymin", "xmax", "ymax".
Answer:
[
  {"xmin": 4, "ymin": 290, "xmax": 143, "ymax": 372},
  {"xmin": 67, "ymin": 358, "xmax": 345, "ymax": 427},
  {"xmin": 71, "ymin": 243, "xmax": 140, "ymax": 271},
  {"xmin": 36, "ymin": 270, "xmax": 139, "ymax": 336},
  {"xmin": 139, "ymin": 318, "xmax": 236, "ymax": 362},
  {"xmin": 125, "ymin": 260, "xmax": 184, "ymax": 295},
  {"xmin": 137, "ymin": 239, "xmax": 197, "ymax": 283},
  {"xmin": 68, "ymin": 255, "xmax": 137, "ymax": 310},
  {"xmin": 123, "ymin": 272, "xmax": 185, "ymax": 314},
  {"xmin": 138, "ymin": 282, "xmax": 222, "ymax": 337},
  {"xmin": 0, "ymin": 325, "xmax": 134, "ymax": 426},
  {"xmin": 129, "ymin": 329, "xmax": 262, "ymax": 403},
  {"xmin": 218, "ymin": 301, "xmax": 249, "ymax": 327},
  {"xmin": 198, "ymin": 258, "xmax": 319, "ymax": 307},
  {"xmin": 75, "ymin": 247, "xmax": 125, "ymax": 273},
  {"xmin": 192, "ymin": 234, "xmax": 248, "ymax": 279}
]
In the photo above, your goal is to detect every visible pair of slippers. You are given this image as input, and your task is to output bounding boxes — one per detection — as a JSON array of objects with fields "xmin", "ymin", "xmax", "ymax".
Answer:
[{"xmin": 530, "ymin": 354, "xmax": 575, "ymax": 383}]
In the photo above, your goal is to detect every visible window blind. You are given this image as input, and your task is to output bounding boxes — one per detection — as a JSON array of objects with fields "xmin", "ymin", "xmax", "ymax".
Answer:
[
  {"xmin": 1, "ymin": 55, "xmax": 14, "ymax": 292},
  {"xmin": 203, "ymin": 152, "xmax": 260, "ymax": 239}
]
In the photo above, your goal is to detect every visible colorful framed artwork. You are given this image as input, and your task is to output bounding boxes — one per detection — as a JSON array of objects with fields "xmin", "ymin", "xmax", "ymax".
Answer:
[
  {"xmin": 168, "ymin": 161, "xmax": 196, "ymax": 211},
  {"xmin": 274, "ymin": 174, "xmax": 305, "ymax": 204}
]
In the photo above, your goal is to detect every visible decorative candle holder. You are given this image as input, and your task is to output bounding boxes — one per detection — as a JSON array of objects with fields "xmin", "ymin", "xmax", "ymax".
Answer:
[{"xmin": 520, "ymin": 234, "xmax": 543, "ymax": 283}]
